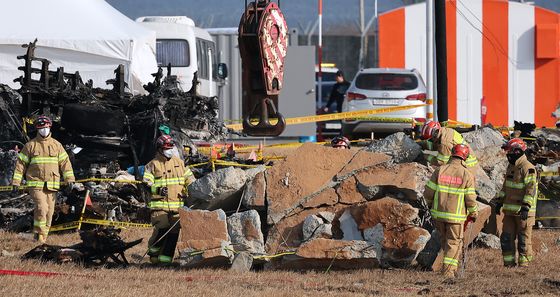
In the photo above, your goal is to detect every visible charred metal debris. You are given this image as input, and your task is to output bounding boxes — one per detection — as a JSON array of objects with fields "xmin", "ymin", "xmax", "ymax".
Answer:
[{"xmin": 0, "ymin": 40, "xmax": 235, "ymax": 232}]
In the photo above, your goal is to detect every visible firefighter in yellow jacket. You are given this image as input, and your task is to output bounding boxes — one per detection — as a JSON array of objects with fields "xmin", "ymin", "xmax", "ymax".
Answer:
[
  {"xmin": 143, "ymin": 135, "xmax": 195, "ymax": 264},
  {"xmin": 421, "ymin": 121, "xmax": 479, "ymax": 172},
  {"xmin": 11, "ymin": 116, "xmax": 75, "ymax": 243},
  {"xmin": 495, "ymin": 138, "xmax": 537, "ymax": 267},
  {"xmin": 424, "ymin": 144, "xmax": 478, "ymax": 278}
]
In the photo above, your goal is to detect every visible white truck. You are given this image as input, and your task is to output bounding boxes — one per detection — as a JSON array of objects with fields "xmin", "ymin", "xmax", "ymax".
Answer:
[{"xmin": 136, "ymin": 16, "xmax": 226, "ymax": 97}]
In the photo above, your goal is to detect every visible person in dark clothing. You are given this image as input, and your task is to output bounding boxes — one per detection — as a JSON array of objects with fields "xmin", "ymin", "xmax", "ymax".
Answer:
[{"xmin": 323, "ymin": 70, "xmax": 350, "ymax": 113}]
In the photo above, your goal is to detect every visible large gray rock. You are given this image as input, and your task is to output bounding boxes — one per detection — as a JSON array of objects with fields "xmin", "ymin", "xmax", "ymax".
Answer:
[
  {"xmin": 302, "ymin": 214, "xmax": 332, "ymax": 242},
  {"xmin": 227, "ymin": 210, "xmax": 265, "ymax": 255},
  {"xmin": 366, "ymin": 132, "xmax": 422, "ymax": 163},
  {"xmin": 188, "ymin": 167, "xmax": 247, "ymax": 210},
  {"xmin": 462, "ymin": 127, "xmax": 505, "ymax": 151},
  {"xmin": 474, "ymin": 232, "xmax": 500, "ymax": 249},
  {"xmin": 241, "ymin": 171, "xmax": 266, "ymax": 211},
  {"xmin": 230, "ymin": 252, "xmax": 253, "ymax": 272}
]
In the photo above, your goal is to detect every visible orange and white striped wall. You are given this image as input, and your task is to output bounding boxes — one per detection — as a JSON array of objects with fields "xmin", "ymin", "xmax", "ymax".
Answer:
[{"xmin": 379, "ymin": 0, "xmax": 560, "ymax": 127}]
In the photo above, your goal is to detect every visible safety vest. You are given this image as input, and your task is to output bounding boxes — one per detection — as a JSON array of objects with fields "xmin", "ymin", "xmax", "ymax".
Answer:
[
  {"xmin": 143, "ymin": 153, "xmax": 194, "ymax": 212},
  {"xmin": 12, "ymin": 135, "xmax": 75, "ymax": 191},
  {"xmin": 424, "ymin": 158, "xmax": 478, "ymax": 223},
  {"xmin": 498, "ymin": 154, "xmax": 537, "ymax": 216}
]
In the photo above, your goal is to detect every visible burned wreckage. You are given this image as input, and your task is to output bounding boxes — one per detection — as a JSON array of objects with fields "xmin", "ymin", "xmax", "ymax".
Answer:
[{"xmin": 0, "ymin": 40, "xmax": 230, "ymax": 231}]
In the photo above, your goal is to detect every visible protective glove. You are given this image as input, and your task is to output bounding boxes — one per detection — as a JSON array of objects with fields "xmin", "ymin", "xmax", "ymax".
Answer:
[
  {"xmin": 519, "ymin": 205, "xmax": 530, "ymax": 221},
  {"xmin": 495, "ymin": 203, "xmax": 503, "ymax": 215},
  {"xmin": 467, "ymin": 213, "xmax": 478, "ymax": 223}
]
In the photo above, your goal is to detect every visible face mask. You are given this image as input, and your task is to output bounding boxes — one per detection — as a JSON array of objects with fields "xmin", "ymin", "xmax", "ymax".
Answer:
[
  {"xmin": 507, "ymin": 152, "xmax": 522, "ymax": 165},
  {"xmin": 163, "ymin": 149, "xmax": 174, "ymax": 159},
  {"xmin": 38, "ymin": 127, "xmax": 50, "ymax": 137}
]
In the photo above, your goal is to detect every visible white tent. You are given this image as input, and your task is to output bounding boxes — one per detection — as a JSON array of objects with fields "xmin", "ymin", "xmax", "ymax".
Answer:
[{"xmin": 0, "ymin": 0, "xmax": 157, "ymax": 94}]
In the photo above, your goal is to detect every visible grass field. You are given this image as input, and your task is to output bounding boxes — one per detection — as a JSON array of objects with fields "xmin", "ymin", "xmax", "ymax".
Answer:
[{"xmin": 1, "ymin": 229, "xmax": 560, "ymax": 297}]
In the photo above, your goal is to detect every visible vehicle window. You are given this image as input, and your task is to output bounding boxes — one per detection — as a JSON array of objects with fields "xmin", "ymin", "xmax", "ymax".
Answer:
[
  {"xmin": 355, "ymin": 73, "xmax": 418, "ymax": 90},
  {"xmin": 209, "ymin": 41, "xmax": 218, "ymax": 81},
  {"xmin": 155, "ymin": 39, "xmax": 190, "ymax": 67},
  {"xmin": 196, "ymin": 38, "xmax": 209, "ymax": 79},
  {"xmin": 315, "ymin": 72, "xmax": 338, "ymax": 82}
]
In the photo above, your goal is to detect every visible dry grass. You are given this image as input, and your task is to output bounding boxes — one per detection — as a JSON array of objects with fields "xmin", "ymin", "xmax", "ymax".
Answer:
[{"xmin": 1, "ymin": 229, "xmax": 560, "ymax": 297}]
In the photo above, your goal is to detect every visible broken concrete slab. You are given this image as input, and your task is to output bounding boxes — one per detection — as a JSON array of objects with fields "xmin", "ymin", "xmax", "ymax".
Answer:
[
  {"xmin": 265, "ymin": 143, "xmax": 358, "ymax": 224},
  {"xmin": 230, "ymin": 252, "xmax": 253, "ymax": 272},
  {"xmin": 345, "ymin": 197, "xmax": 428, "ymax": 266},
  {"xmin": 336, "ymin": 150, "xmax": 391, "ymax": 178},
  {"xmin": 302, "ymin": 214, "xmax": 332, "ymax": 242},
  {"xmin": 227, "ymin": 210, "xmax": 265, "ymax": 255},
  {"xmin": 354, "ymin": 163, "xmax": 432, "ymax": 201},
  {"xmin": 188, "ymin": 167, "xmax": 247, "ymax": 210},
  {"xmin": 462, "ymin": 127, "xmax": 505, "ymax": 151},
  {"xmin": 177, "ymin": 208, "xmax": 234, "ymax": 267},
  {"xmin": 365, "ymin": 132, "xmax": 422, "ymax": 163},
  {"xmin": 241, "ymin": 171, "xmax": 266, "ymax": 211},
  {"xmin": 265, "ymin": 205, "xmax": 348, "ymax": 254},
  {"xmin": 339, "ymin": 209, "xmax": 363, "ymax": 241},
  {"xmin": 301, "ymin": 188, "xmax": 339, "ymax": 209},
  {"xmin": 336, "ymin": 177, "xmax": 367, "ymax": 205},
  {"xmin": 276, "ymin": 238, "xmax": 382, "ymax": 270}
]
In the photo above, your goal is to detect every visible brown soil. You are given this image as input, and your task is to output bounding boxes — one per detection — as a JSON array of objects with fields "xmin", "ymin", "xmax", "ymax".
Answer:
[{"xmin": 1, "ymin": 229, "xmax": 560, "ymax": 296}]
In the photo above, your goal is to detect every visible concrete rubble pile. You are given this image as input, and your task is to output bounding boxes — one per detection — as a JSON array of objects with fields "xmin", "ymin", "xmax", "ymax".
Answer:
[{"xmin": 176, "ymin": 128, "xmax": 507, "ymax": 270}]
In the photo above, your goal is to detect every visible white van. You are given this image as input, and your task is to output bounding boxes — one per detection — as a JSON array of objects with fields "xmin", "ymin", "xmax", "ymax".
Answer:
[{"xmin": 136, "ymin": 16, "xmax": 226, "ymax": 97}]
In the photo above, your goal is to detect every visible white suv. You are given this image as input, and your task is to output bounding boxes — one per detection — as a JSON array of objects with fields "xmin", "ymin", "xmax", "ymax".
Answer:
[{"xmin": 341, "ymin": 68, "xmax": 428, "ymax": 137}]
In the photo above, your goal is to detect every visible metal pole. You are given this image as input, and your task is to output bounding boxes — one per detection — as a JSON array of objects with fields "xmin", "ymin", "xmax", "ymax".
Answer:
[
  {"xmin": 318, "ymin": 0, "xmax": 323, "ymax": 108},
  {"xmin": 358, "ymin": 0, "xmax": 365, "ymax": 69},
  {"xmin": 435, "ymin": 0, "xmax": 448, "ymax": 122},
  {"xmin": 374, "ymin": 0, "xmax": 378, "ymax": 67},
  {"xmin": 426, "ymin": 0, "xmax": 435, "ymax": 121}
]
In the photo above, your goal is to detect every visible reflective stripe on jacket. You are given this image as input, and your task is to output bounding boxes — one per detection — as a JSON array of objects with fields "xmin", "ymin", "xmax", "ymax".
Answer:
[
  {"xmin": 142, "ymin": 153, "xmax": 195, "ymax": 212},
  {"xmin": 12, "ymin": 135, "xmax": 75, "ymax": 190},
  {"xmin": 424, "ymin": 158, "xmax": 478, "ymax": 223},
  {"xmin": 498, "ymin": 154, "xmax": 537, "ymax": 216}
]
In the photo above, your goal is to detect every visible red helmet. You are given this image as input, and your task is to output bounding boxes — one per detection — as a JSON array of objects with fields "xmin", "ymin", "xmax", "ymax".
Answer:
[
  {"xmin": 421, "ymin": 120, "xmax": 441, "ymax": 140},
  {"xmin": 156, "ymin": 135, "xmax": 174, "ymax": 149},
  {"xmin": 502, "ymin": 138, "xmax": 527, "ymax": 153},
  {"xmin": 452, "ymin": 144, "xmax": 470, "ymax": 161},
  {"xmin": 35, "ymin": 116, "xmax": 52, "ymax": 129},
  {"xmin": 331, "ymin": 136, "xmax": 350, "ymax": 149}
]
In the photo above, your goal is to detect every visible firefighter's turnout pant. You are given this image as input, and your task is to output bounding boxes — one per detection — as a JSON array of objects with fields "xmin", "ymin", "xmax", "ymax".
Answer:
[
  {"xmin": 435, "ymin": 221, "xmax": 464, "ymax": 273},
  {"xmin": 148, "ymin": 210, "xmax": 180, "ymax": 264},
  {"xmin": 500, "ymin": 215, "xmax": 535, "ymax": 266},
  {"xmin": 30, "ymin": 187, "xmax": 57, "ymax": 240}
]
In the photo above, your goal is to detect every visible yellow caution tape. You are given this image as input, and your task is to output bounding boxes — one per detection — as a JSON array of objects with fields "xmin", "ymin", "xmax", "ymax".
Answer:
[
  {"xmin": 213, "ymin": 160, "xmax": 271, "ymax": 169},
  {"xmin": 49, "ymin": 221, "xmax": 80, "ymax": 232},
  {"xmin": 49, "ymin": 218, "xmax": 151, "ymax": 233},
  {"xmin": 347, "ymin": 116, "xmax": 414, "ymax": 123},
  {"xmin": 540, "ymin": 171, "xmax": 560, "ymax": 177},
  {"xmin": 536, "ymin": 216, "xmax": 560, "ymax": 221},
  {"xmin": 81, "ymin": 218, "xmax": 152, "ymax": 228},
  {"xmin": 253, "ymin": 251, "xmax": 296, "ymax": 260},
  {"xmin": 226, "ymin": 104, "xmax": 427, "ymax": 130}
]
